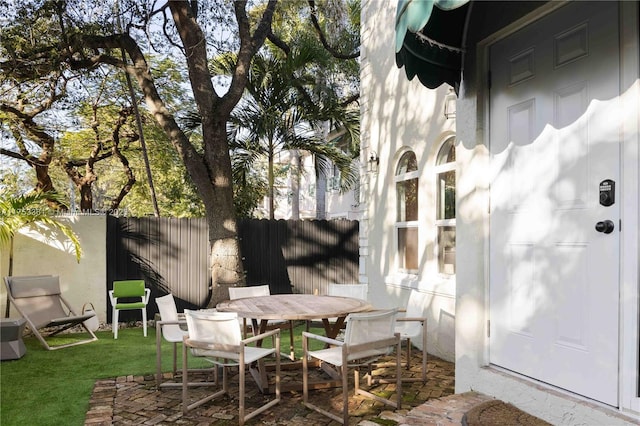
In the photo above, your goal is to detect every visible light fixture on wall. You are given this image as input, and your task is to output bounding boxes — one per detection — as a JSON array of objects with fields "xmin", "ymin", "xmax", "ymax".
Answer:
[
  {"xmin": 368, "ymin": 151, "xmax": 379, "ymax": 173},
  {"xmin": 444, "ymin": 87, "xmax": 457, "ymax": 119}
]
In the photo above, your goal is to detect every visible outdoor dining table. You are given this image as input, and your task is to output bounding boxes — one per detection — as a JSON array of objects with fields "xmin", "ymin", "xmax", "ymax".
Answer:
[{"xmin": 216, "ymin": 293, "xmax": 373, "ymax": 393}]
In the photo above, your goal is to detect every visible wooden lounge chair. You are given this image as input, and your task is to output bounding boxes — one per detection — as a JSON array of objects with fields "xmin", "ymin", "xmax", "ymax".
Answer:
[{"xmin": 4, "ymin": 275, "xmax": 98, "ymax": 350}]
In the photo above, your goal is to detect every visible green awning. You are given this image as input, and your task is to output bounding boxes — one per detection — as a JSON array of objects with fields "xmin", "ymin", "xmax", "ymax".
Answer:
[{"xmin": 395, "ymin": 0, "xmax": 471, "ymax": 92}]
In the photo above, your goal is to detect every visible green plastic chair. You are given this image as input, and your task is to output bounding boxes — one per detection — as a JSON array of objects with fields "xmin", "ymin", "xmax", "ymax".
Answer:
[{"xmin": 109, "ymin": 280, "xmax": 150, "ymax": 339}]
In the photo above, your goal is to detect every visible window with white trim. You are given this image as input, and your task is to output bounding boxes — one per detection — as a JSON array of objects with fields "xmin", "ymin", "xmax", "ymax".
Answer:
[
  {"xmin": 395, "ymin": 151, "xmax": 419, "ymax": 273},
  {"xmin": 435, "ymin": 137, "xmax": 456, "ymax": 275}
]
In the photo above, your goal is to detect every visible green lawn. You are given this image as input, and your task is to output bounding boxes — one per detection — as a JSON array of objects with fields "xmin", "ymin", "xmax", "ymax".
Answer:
[{"xmin": 0, "ymin": 324, "xmax": 324, "ymax": 426}]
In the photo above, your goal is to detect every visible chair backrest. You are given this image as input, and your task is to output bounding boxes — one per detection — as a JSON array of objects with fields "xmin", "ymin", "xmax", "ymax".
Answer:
[
  {"xmin": 4, "ymin": 275, "xmax": 68, "ymax": 328},
  {"xmin": 328, "ymin": 283, "xmax": 368, "ymax": 300},
  {"xmin": 397, "ymin": 290, "xmax": 428, "ymax": 338},
  {"xmin": 405, "ymin": 290, "xmax": 427, "ymax": 318},
  {"xmin": 228, "ymin": 284, "xmax": 270, "ymax": 299},
  {"xmin": 156, "ymin": 294, "xmax": 178, "ymax": 320},
  {"xmin": 184, "ymin": 309, "xmax": 242, "ymax": 346},
  {"xmin": 156, "ymin": 294, "xmax": 183, "ymax": 339},
  {"xmin": 344, "ymin": 309, "xmax": 398, "ymax": 356},
  {"xmin": 113, "ymin": 280, "xmax": 146, "ymax": 298}
]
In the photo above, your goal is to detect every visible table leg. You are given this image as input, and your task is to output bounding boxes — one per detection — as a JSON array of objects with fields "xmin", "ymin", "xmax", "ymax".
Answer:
[
  {"xmin": 246, "ymin": 315, "xmax": 350, "ymax": 394},
  {"xmin": 321, "ymin": 316, "xmax": 346, "ymax": 344}
]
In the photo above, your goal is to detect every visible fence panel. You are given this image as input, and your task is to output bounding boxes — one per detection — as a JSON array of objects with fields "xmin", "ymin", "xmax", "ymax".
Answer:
[
  {"xmin": 106, "ymin": 216, "xmax": 210, "ymax": 321},
  {"xmin": 107, "ymin": 217, "xmax": 359, "ymax": 321}
]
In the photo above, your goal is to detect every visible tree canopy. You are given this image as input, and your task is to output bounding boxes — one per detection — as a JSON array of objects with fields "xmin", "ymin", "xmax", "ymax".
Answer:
[{"xmin": 0, "ymin": 0, "xmax": 360, "ymax": 305}]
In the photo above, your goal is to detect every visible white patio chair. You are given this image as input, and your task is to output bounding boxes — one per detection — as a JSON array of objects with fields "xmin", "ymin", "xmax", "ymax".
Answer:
[
  {"xmin": 302, "ymin": 309, "xmax": 401, "ymax": 425},
  {"xmin": 395, "ymin": 289, "xmax": 428, "ymax": 383},
  {"xmin": 328, "ymin": 283, "xmax": 368, "ymax": 328},
  {"xmin": 182, "ymin": 309, "xmax": 281, "ymax": 426},
  {"xmin": 156, "ymin": 294, "xmax": 219, "ymax": 388},
  {"xmin": 306, "ymin": 283, "xmax": 368, "ymax": 332},
  {"xmin": 156, "ymin": 293, "xmax": 186, "ymax": 374},
  {"xmin": 328, "ymin": 283, "xmax": 369, "ymax": 300},
  {"xmin": 228, "ymin": 284, "xmax": 295, "ymax": 360}
]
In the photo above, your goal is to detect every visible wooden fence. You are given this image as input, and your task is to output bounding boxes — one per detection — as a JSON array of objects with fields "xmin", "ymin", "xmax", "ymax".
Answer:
[{"xmin": 106, "ymin": 217, "xmax": 359, "ymax": 321}]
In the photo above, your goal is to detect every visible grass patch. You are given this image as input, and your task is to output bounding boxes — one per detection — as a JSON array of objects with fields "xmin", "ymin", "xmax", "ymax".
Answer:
[{"xmin": 0, "ymin": 323, "xmax": 324, "ymax": 426}]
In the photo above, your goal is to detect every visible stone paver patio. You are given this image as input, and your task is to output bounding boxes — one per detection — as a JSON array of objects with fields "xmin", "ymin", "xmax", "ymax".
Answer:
[{"xmin": 84, "ymin": 351, "xmax": 488, "ymax": 425}]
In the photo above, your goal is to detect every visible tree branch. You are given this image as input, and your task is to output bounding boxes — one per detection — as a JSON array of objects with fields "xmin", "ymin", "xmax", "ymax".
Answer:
[
  {"xmin": 307, "ymin": 0, "xmax": 359, "ymax": 60},
  {"xmin": 222, "ymin": 1, "xmax": 277, "ymax": 116},
  {"xmin": 267, "ymin": 29, "xmax": 290, "ymax": 55},
  {"xmin": 0, "ymin": 148, "xmax": 27, "ymax": 161}
]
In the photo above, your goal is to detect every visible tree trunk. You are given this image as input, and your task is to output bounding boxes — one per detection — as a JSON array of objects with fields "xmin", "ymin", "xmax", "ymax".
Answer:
[
  {"xmin": 200, "ymin": 121, "xmax": 245, "ymax": 306},
  {"xmin": 268, "ymin": 149, "xmax": 276, "ymax": 220},
  {"xmin": 315, "ymin": 121, "xmax": 330, "ymax": 219},
  {"xmin": 4, "ymin": 237, "xmax": 14, "ymax": 317},
  {"xmin": 316, "ymin": 169, "xmax": 327, "ymax": 219},
  {"xmin": 291, "ymin": 150, "xmax": 300, "ymax": 219},
  {"xmin": 79, "ymin": 183, "xmax": 93, "ymax": 211}
]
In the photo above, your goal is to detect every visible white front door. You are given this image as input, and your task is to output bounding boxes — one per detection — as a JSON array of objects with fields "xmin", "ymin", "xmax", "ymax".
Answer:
[{"xmin": 489, "ymin": 2, "xmax": 620, "ymax": 406}]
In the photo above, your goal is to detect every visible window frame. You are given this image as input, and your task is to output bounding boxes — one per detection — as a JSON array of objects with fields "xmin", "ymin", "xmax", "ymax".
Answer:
[
  {"xmin": 394, "ymin": 151, "xmax": 420, "ymax": 274},
  {"xmin": 434, "ymin": 136, "xmax": 456, "ymax": 277}
]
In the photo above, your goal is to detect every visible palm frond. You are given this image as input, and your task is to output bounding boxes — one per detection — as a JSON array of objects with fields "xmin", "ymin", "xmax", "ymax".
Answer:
[{"xmin": 0, "ymin": 190, "xmax": 82, "ymax": 262}]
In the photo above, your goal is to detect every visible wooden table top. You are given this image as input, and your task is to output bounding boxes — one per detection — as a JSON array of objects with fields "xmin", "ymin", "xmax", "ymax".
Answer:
[{"xmin": 216, "ymin": 294, "xmax": 372, "ymax": 321}]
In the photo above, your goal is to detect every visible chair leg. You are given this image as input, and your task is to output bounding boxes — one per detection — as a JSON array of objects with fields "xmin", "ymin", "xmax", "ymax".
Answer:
[
  {"xmin": 182, "ymin": 343, "xmax": 188, "ymax": 413},
  {"xmin": 156, "ymin": 326, "xmax": 162, "ymax": 387},
  {"xmin": 288, "ymin": 321, "xmax": 295, "ymax": 360},
  {"xmin": 239, "ymin": 362, "xmax": 245, "ymax": 426},
  {"xmin": 421, "ymin": 327, "xmax": 427, "ymax": 383},
  {"xmin": 142, "ymin": 308, "xmax": 147, "ymax": 337},
  {"xmin": 302, "ymin": 337, "xmax": 309, "ymax": 404},
  {"xmin": 113, "ymin": 308, "xmax": 119, "ymax": 339},
  {"xmin": 406, "ymin": 338, "xmax": 412, "ymax": 370},
  {"xmin": 396, "ymin": 339, "xmax": 403, "ymax": 409},
  {"xmin": 172, "ymin": 342, "xmax": 178, "ymax": 374},
  {"xmin": 341, "ymin": 363, "xmax": 349, "ymax": 425}
]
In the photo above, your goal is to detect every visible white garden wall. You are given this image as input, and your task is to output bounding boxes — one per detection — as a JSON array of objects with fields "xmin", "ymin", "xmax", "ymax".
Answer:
[{"xmin": 1, "ymin": 215, "xmax": 108, "ymax": 323}]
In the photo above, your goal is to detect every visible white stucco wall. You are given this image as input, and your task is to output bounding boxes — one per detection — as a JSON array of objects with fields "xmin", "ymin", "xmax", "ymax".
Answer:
[
  {"xmin": 454, "ymin": 1, "xmax": 639, "ymax": 424},
  {"xmin": 361, "ymin": 0, "xmax": 456, "ymax": 362},
  {"xmin": 1, "ymin": 215, "xmax": 108, "ymax": 323}
]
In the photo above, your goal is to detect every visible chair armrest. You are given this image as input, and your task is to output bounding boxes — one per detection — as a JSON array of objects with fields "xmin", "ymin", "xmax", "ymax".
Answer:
[
  {"xmin": 302, "ymin": 331, "xmax": 344, "ymax": 347},
  {"xmin": 143, "ymin": 288, "xmax": 151, "ymax": 304},
  {"xmin": 108, "ymin": 290, "xmax": 115, "ymax": 305},
  {"xmin": 183, "ymin": 337, "xmax": 240, "ymax": 352},
  {"xmin": 156, "ymin": 319, "xmax": 187, "ymax": 326},
  {"xmin": 348, "ymin": 333, "xmax": 400, "ymax": 354},
  {"xmin": 243, "ymin": 327, "xmax": 280, "ymax": 345},
  {"xmin": 397, "ymin": 316, "xmax": 427, "ymax": 323}
]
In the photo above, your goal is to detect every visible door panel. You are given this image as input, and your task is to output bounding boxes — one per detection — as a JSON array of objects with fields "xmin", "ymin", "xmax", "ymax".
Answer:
[{"xmin": 489, "ymin": 2, "xmax": 620, "ymax": 406}]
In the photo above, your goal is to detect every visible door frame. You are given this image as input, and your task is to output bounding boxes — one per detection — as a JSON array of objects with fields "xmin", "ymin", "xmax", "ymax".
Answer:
[{"xmin": 476, "ymin": 0, "xmax": 639, "ymax": 415}]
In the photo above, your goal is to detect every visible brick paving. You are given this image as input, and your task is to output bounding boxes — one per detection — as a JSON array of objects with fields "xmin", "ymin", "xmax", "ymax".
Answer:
[{"xmin": 84, "ymin": 351, "xmax": 474, "ymax": 426}]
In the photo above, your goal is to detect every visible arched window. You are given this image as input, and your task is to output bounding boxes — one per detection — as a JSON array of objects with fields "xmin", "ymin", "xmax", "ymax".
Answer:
[
  {"xmin": 395, "ymin": 151, "xmax": 419, "ymax": 272},
  {"xmin": 435, "ymin": 137, "xmax": 456, "ymax": 275}
]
